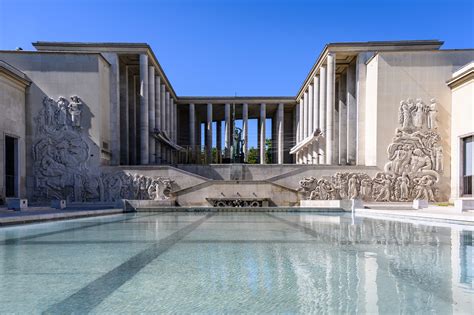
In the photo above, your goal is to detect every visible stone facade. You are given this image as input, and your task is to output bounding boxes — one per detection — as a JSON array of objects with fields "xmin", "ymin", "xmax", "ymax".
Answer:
[
  {"xmin": 0, "ymin": 40, "xmax": 472, "ymax": 206},
  {"xmin": 299, "ymin": 98, "xmax": 443, "ymax": 202},
  {"xmin": 0, "ymin": 61, "xmax": 30, "ymax": 202}
]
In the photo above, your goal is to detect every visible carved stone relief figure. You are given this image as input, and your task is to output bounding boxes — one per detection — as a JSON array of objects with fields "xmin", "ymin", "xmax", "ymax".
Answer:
[
  {"xmin": 299, "ymin": 98, "xmax": 442, "ymax": 203},
  {"xmin": 412, "ymin": 99, "xmax": 425, "ymax": 129},
  {"xmin": 427, "ymin": 99, "xmax": 438, "ymax": 129},
  {"xmin": 32, "ymin": 95, "xmax": 176, "ymax": 203},
  {"xmin": 433, "ymin": 145, "xmax": 443, "ymax": 172},
  {"xmin": 347, "ymin": 175, "xmax": 359, "ymax": 199},
  {"xmin": 69, "ymin": 96, "xmax": 83, "ymax": 128}
]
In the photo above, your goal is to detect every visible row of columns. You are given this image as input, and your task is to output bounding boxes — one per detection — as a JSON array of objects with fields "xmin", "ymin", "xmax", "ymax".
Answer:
[
  {"xmin": 187, "ymin": 103, "xmax": 285, "ymax": 164},
  {"xmin": 295, "ymin": 53, "xmax": 356, "ymax": 165},
  {"xmin": 120, "ymin": 54, "xmax": 177, "ymax": 165}
]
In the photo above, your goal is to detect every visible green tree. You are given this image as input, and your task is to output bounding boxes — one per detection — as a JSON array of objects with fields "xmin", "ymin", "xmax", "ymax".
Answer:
[
  {"xmin": 265, "ymin": 138, "xmax": 272, "ymax": 164},
  {"xmin": 247, "ymin": 147, "xmax": 258, "ymax": 164}
]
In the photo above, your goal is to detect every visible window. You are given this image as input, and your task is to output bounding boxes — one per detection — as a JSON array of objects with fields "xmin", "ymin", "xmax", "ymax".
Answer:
[{"xmin": 462, "ymin": 135, "xmax": 473, "ymax": 196}]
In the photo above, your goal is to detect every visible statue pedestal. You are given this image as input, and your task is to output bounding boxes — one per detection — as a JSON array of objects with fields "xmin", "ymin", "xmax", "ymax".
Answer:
[
  {"xmin": 6, "ymin": 198, "xmax": 28, "ymax": 211},
  {"xmin": 412, "ymin": 199, "xmax": 428, "ymax": 209},
  {"xmin": 51, "ymin": 200, "xmax": 66, "ymax": 209},
  {"xmin": 454, "ymin": 198, "xmax": 474, "ymax": 212}
]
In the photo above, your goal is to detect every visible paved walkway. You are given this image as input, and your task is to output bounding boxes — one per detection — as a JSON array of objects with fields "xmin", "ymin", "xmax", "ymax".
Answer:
[
  {"xmin": 357, "ymin": 203, "xmax": 474, "ymax": 224},
  {"xmin": 0, "ymin": 206, "xmax": 124, "ymax": 226}
]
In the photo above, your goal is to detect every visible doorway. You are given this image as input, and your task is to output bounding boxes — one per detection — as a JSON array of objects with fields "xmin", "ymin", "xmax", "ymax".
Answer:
[{"xmin": 5, "ymin": 135, "xmax": 19, "ymax": 198}]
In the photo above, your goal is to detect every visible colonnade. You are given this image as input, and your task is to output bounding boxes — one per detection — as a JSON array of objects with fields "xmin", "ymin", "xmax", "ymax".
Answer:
[
  {"xmin": 187, "ymin": 102, "xmax": 286, "ymax": 164},
  {"xmin": 295, "ymin": 53, "xmax": 357, "ymax": 165},
  {"xmin": 119, "ymin": 53, "xmax": 178, "ymax": 165}
]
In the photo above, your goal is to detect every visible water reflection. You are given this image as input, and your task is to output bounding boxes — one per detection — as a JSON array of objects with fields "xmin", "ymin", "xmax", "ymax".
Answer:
[{"xmin": 187, "ymin": 214, "xmax": 473, "ymax": 313}]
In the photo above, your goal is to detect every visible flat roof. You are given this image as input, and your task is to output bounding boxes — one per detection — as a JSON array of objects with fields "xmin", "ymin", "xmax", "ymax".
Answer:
[
  {"xmin": 26, "ymin": 40, "xmax": 455, "ymax": 101},
  {"xmin": 0, "ymin": 60, "xmax": 31, "ymax": 86}
]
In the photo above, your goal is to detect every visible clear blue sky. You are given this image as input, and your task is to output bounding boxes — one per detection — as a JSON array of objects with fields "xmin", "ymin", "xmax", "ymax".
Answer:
[
  {"xmin": 1, "ymin": 0, "xmax": 473, "ymax": 149},
  {"xmin": 1, "ymin": 0, "xmax": 472, "ymax": 97}
]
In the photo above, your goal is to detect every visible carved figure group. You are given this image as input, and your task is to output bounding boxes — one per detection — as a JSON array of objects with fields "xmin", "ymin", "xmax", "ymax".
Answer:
[
  {"xmin": 32, "ymin": 95, "xmax": 174, "ymax": 203},
  {"xmin": 399, "ymin": 98, "xmax": 438, "ymax": 132},
  {"xmin": 299, "ymin": 98, "xmax": 442, "ymax": 202},
  {"xmin": 36, "ymin": 96, "xmax": 83, "ymax": 132}
]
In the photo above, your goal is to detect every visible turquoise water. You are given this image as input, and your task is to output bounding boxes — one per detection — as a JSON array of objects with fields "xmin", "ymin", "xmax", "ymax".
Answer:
[{"xmin": 0, "ymin": 212, "xmax": 472, "ymax": 314}]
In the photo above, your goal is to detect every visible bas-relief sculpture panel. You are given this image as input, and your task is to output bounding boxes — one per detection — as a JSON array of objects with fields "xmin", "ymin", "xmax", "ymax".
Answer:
[
  {"xmin": 299, "ymin": 98, "xmax": 443, "ymax": 202},
  {"xmin": 32, "ymin": 96, "xmax": 173, "ymax": 202}
]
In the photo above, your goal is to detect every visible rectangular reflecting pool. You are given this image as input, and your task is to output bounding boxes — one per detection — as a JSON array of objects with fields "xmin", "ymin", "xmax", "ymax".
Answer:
[{"xmin": 0, "ymin": 212, "xmax": 473, "ymax": 313}]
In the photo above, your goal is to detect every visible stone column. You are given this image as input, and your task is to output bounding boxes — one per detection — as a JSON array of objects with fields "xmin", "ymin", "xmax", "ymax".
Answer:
[
  {"xmin": 319, "ymin": 66, "xmax": 327, "ymax": 164},
  {"xmin": 307, "ymin": 86, "xmax": 313, "ymax": 164},
  {"xmin": 206, "ymin": 103, "xmax": 213, "ymax": 163},
  {"xmin": 224, "ymin": 103, "xmax": 231, "ymax": 158},
  {"xmin": 295, "ymin": 104, "xmax": 300, "ymax": 164},
  {"xmin": 165, "ymin": 91, "xmax": 170, "ymax": 163},
  {"xmin": 298, "ymin": 98, "xmax": 303, "ymax": 142},
  {"xmin": 119, "ymin": 64, "xmax": 129, "ymax": 165},
  {"xmin": 242, "ymin": 103, "xmax": 249, "ymax": 162},
  {"xmin": 155, "ymin": 76, "xmax": 161, "ymax": 164},
  {"xmin": 196, "ymin": 117, "xmax": 201, "ymax": 162},
  {"xmin": 334, "ymin": 81, "xmax": 340, "ymax": 164},
  {"xmin": 107, "ymin": 54, "xmax": 120, "ymax": 166},
  {"xmin": 303, "ymin": 92, "xmax": 308, "ymax": 140},
  {"xmin": 339, "ymin": 73, "xmax": 348, "ymax": 165},
  {"xmin": 170, "ymin": 98, "xmax": 175, "ymax": 163},
  {"xmin": 259, "ymin": 103, "xmax": 266, "ymax": 164},
  {"xmin": 129, "ymin": 74, "xmax": 137, "ymax": 165},
  {"xmin": 312, "ymin": 75, "xmax": 320, "ymax": 165},
  {"xmin": 160, "ymin": 84, "xmax": 166, "ymax": 164},
  {"xmin": 326, "ymin": 53, "xmax": 335, "ymax": 165},
  {"xmin": 346, "ymin": 62, "xmax": 357, "ymax": 165},
  {"xmin": 277, "ymin": 103, "xmax": 284, "ymax": 164},
  {"xmin": 216, "ymin": 120, "xmax": 222, "ymax": 163},
  {"xmin": 139, "ymin": 54, "xmax": 149, "ymax": 164},
  {"xmin": 148, "ymin": 66, "xmax": 155, "ymax": 164},
  {"xmin": 189, "ymin": 103, "xmax": 195, "ymax": 161}
]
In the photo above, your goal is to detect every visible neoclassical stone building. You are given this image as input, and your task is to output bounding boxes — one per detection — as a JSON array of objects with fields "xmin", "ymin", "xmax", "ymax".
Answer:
[{"xmin": 0, "ymin": 40, "xmax": 472, "ymax": 207}]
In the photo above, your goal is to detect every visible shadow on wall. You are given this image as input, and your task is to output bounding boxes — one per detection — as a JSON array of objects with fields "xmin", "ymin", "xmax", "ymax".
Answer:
[
  {"xmin": 30, "ymin": 91, "xmax": 99, "ymax": 203},
  {"xmin": 30, "ymin": 91, "xmax": 175, "ymax": 204}
]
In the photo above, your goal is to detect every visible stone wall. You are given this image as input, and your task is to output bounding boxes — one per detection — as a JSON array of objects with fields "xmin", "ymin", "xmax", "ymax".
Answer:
[
  {"xmin": 363, "ymin": 50, "xmax": 474, "ymax": 200},
  {"xmin": 0, "ymin": 52, "xmax": 111, "ymax": 202},
  {"xmin": 0, "ymin": 70, "xmax": 27, "ymax": 200}
]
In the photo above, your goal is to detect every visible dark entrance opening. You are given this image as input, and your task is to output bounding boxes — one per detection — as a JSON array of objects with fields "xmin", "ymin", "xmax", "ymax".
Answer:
[{"xmin": 5, "ymin": 135, "xmax": 18, "ymax": 198}]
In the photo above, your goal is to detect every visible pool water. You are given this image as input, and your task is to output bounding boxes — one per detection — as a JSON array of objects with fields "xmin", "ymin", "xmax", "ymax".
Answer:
[{"xmin": 0, "ymin": 212, "xmax": 472, "ymax": 314}]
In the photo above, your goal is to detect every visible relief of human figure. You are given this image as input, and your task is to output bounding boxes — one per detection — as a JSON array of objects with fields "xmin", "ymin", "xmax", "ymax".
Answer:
[
  {"xmin": 413, "ymin": 175, "xmax": 436, "ymax": 201},
  {"xmin": 399, "ymin": 101, "xmax": 414, "ymax": 130},
  {"xmin": 347, "ymin": 175, "xmax": 359, "ymax": 199},
  {"xmin": 400, "ymin": 144, "xmax": 413, "ymax": 173},
  {"xmin": 434, "ymin": 145, "xmax": 443, "ymax": 172},
  {"xmin": 57, "ymin": 97, "xmax": 70, "ymax": 126},
  {"xmin": 69, "ymin": 96, "xmax": 82, "ymax": 128},
  {"xmin": 42, "ymin": 97, "xmax": 55, "ymax": 126},
  {"xmin": 390, "ymin": 144, "xmax": 409, "ymax": 174},
  {"xmin": 360, "ymin": 178, "xmax": 372, "ymax": 201},
  {"xmin": 427, "ymin": 99, "xmax": 438, "ymax": 129},
  {"xmin": 397, "ymin": 172, "xmax": 410, "ymax": 201},
  {"xmin": 410, "ymin": 149, "xmax": 427, "ymax": 173},
  {"xmin": 412, "ymin": 99, "xmax": 425, "ymax": 129},
  {"xmin": 319, "ymin": 179, "xmax": 334, "ymax": 200},
  {"xmin": 374, "ymin": 174, "xmax": 391, "ymax": 202}
]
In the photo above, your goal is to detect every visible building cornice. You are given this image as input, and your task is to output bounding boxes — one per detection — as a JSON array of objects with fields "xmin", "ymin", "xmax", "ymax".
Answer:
[
  {"xmin": 32, "ymin": 41, "xmax": 178, "ymax": 99},
  {"xmin": 295, "ymin": 40, "xmax": 444, "ymax": 100},
  {"xmin": 176, "ymin": 96, "xmax": 295, "ymax": 105},
  {"xmin": 27, "ymin": 40, "xmax": 448, "ymax": 103},
  {"xmin": 0, "ymin": 60, "xmax": 31, "ymax": 88},
  {"xmin": 447, "ymin": 66, "xmax": 474, "ymax": 89}
]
